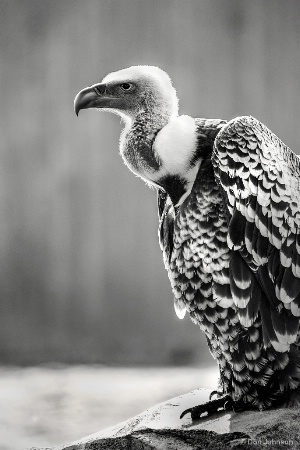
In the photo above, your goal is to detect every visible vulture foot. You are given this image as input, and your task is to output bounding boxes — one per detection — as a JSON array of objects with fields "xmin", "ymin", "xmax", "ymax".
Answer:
[{"xmin": 180, "ymin": 394, "xmax": 245, "ymax": 421}]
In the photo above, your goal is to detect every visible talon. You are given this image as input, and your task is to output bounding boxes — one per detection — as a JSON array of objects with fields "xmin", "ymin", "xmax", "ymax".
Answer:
[
  {"xmin": 180, "ymin": 408, "xmax": 192, "ymax": 419},
  {"xmin": 180, "ymin": 404, "xmax": 208, "ymax": 420},
  {"xmin": 224, "ymin": 399, "xmax": 233, "ymax": 410},
  {"xmin": 180, "ymin": 395, "xmax": 234, "ymax": 421},
  {"xmin": 209, "ymin": 390, "xmax": 224, "ymax": 401}
]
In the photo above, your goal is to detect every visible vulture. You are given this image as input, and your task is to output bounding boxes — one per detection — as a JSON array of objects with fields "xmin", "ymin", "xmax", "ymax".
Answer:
[{"xmin": 74, "ymin": 65, "xmax": 300, "ymax": 419}]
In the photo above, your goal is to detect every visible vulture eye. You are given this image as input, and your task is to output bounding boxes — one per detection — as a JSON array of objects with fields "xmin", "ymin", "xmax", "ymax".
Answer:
[{"xmin": 120, "ymin": 82, "xmax": 135, "ymax": 92}]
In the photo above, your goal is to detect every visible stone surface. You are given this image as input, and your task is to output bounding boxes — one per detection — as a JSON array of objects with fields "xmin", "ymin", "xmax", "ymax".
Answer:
[{"xmin": 56, "ymin": 389, "xmax": 300, "ymax": 450}]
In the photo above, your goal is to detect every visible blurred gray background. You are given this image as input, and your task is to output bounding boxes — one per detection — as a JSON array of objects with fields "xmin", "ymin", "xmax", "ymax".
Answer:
[{"xmin": 0, "ymin": 0, "xmax": 300, "ymax": 367}]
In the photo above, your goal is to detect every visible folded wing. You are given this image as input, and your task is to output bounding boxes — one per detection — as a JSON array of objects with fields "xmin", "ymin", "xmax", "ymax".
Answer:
[{"xmin": 212, "ymin": 116, "xmax": 300, "ymax": 352}]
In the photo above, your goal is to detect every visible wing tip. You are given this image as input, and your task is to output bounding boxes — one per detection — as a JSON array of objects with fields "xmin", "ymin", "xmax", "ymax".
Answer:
[{"xmin": 174, "ymin": 298, "xmax": 187, "ymax": 319}]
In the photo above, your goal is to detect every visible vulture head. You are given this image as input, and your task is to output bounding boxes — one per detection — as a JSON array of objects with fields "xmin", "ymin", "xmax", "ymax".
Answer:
[
  {"xmin": 74, "ymin": 66, "xmax": 198, "ymax": 203},
  {"xmin": 74, "ymin": 65, "xmax": 179, "ymax": 125}
]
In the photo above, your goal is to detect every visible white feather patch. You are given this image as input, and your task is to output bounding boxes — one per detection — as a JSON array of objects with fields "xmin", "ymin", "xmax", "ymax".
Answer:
[
  {"xmin": 174, "ymin": 297, "xmax": 187, "ymax": 319},
  {"xmin": 153, "ymin": 115, "xmax": 198, "ymax": 174}
]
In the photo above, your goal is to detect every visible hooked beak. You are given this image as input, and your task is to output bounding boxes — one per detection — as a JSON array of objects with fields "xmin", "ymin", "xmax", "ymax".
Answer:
[{"xmin": 74, "ymin": 83, "xmax": 112, "ymax": 116}]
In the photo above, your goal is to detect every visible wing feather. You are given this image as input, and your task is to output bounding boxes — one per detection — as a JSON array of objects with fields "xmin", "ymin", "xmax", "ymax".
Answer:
[
  {"xmin": 157, "ymin": 189, "xmax": 187, "ymax": 318},
  {"xmin": 157, "ymin": 189, "xmax": 174, "ymax": 263},
  {"xmin": 213, "ymin": 116, "xmax": 300, "ymax": 350}
]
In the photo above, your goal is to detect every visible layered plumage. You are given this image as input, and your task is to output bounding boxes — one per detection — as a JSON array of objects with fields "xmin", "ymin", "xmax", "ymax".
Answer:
[{"xmin": 75, "ymin": 66, "xmax": 300, "ymax": 412}]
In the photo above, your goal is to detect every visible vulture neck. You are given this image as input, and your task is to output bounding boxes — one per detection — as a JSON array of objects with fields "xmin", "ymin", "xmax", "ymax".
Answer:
[
  {"xmin": 120, "ymin": 109, "xmax": 201, "ymax": 206},
  {"xmin": 120, "ymin": 109, "xmax": 172, "ymax": 177}
]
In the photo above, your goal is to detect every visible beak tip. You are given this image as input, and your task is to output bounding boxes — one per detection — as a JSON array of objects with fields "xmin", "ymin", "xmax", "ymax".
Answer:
[{"xmin": 74, "ymin": 96, "xmax": 81, "ymax": 116}]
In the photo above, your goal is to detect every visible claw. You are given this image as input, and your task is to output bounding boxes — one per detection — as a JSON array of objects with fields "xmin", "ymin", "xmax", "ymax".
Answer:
[
  {"xmin": 209, "ymin": 390, "xmax": 224, "ymax": 401},
  {"xmin": 180, "ymin": 395, "xmax": 233, "ymax": 421}
]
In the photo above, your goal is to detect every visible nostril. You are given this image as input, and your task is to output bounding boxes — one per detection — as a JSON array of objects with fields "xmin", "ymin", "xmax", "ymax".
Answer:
[{"xmin": 93, "ymin": 84, "xmax": 106, "ymax": 96}]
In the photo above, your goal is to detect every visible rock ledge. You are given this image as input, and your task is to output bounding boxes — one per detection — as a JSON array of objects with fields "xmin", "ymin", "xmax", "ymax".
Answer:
[{"xmin": 56, "ymin": 389, "xmax": 300, "ymax": 450}]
